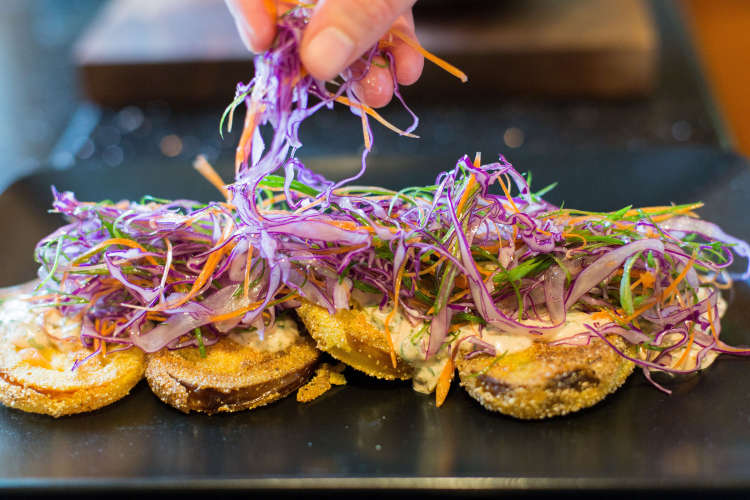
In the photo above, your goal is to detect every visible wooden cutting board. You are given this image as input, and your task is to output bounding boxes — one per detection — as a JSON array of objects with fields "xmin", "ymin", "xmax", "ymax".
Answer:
[{"xmin": 74, "ymin": 0, "xmax": 658, "ymax": 105}]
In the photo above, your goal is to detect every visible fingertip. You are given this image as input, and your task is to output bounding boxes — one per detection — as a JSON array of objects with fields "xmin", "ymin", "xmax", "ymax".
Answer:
[
  {"xmin": 352, "ymin": 60, "xmax": 395, "ymax": 109},
  {"xmin": 252, "ymin": 16, "xmax": 276, "ymax": 52},
  {"xmin": 301, "ymin": 26, "xmax": 357, "ymax": 81},
  {"xmin": 391, "ymin": 41, "xmax": 424, "ymax": 86},
  {"xmin": 226, "ymin": 0, "xmax": 276, "ymax": 53}
]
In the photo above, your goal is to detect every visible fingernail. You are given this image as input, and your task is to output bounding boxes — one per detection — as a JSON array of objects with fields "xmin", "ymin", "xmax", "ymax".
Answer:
[{"xmin": 304, "ymin": 27, "xmax": 356, "ymax": 80}]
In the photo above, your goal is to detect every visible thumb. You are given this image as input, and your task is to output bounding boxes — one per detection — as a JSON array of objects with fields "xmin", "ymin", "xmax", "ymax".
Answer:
[{"xmin": 300, "ymin": 0, "xmax": 417, "ymax": 81}]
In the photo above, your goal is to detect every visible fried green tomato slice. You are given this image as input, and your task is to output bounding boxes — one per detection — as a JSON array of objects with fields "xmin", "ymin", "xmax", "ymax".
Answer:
[
  {"xmin": 456, "ymin": 335, "xmax": 635, "ymax": 419},
  {"xmin": 145, "ymin": 318, "xmax": 319, "ymax": 414},
  {"xmin": 296, "ymin": 301, "xmax": 412, "ymax": 380},
  {"xmin": 0, "ymin": 296, "xmax": 145, "ymax": 418},
  {"xmin": 0, "ymin": 347, "xmax": 145, "ymax": 418}
]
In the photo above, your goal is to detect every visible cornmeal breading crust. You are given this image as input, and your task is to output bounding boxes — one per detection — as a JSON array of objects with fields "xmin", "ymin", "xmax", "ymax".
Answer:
[
  {"xmin": 145, "ymin": 335, "xmax": 319, "ymax": 414},
  {"xmin": 0, "ymin": 346, "xmax": 145, "ymax": 418},
  {"xmin": 296, "ymin": 301, "xmax": 412, "ymax": 380},
  {"xmin": 456, "ymin": 335, "xmax": 635, "ymax": 419}
]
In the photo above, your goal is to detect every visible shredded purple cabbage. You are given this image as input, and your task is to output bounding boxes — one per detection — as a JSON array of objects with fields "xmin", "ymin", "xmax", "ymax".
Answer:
[{"xmin": 31, "ymin": 4, "xmax": 750, "ymax": 390}]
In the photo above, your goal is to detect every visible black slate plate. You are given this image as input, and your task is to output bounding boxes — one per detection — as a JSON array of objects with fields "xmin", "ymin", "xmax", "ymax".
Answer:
[{"xmin": 1, "ymin": 147, "xmax": 750, "ymax": 495}]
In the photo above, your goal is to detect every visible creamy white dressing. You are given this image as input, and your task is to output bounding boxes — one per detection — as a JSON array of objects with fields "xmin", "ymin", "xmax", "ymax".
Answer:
[
  {"xmin": 359, "ymin": 303, "xmax": 616, "ymax": 394},
  {"xmin": 458, "ymin": 309, "xmax": 597, "ymax": 356},
  {"xmin": 359, "ymin": 304, "xmax": 448, "ymax": 394},
  {"xmin": 228, "ymin": 315, "xmax": 300, "ymax": 352},
  {"xmin": 0, "ymin": 297, "xmax": 80, "ymax": 350},
  {"xmin": 353, "ymin": 286, "xmax": 731, "ymax": 393},
  {"xmin": 0, "ymin": 297, "xmax": 83, "ymax": 370}
]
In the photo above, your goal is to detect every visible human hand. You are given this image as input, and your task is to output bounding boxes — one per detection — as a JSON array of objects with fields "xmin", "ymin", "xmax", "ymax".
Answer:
[{"xmin": 225, "ymin": 0, "xmax": 425, "ymax": 108}]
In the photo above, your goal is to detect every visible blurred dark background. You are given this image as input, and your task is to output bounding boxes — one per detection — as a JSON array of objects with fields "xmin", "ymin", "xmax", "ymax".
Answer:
[{"xmin": 0, "ymin": 0, "xmax": 742, "ymax": 194}]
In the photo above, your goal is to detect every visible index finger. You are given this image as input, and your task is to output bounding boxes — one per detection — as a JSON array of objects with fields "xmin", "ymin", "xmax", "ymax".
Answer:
[{"xmin": 226, "ymin": 0, "xmax": 277, "ymax": 53}]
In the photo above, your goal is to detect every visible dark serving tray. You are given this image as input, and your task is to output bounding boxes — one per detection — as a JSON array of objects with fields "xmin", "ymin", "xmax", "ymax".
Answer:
[{"xmin": 1, "ymin": 146, "xmax": 750, "ymax": 495}]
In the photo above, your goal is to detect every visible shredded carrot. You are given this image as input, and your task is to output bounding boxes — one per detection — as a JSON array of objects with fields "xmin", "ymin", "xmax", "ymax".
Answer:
[
  {"xmin": 640, "ymin": 271, "xmax": 656, "ymax": 289},
  {"xmin": 194, "ymin": 155, "xmax": 230, "ymax": 202},
  {"xmin": 99, "ymin": 320, "xmax": 116, "ymax": 356},
  {"xmin": 495, "ymin": 223, "xmax": 504, "ymax": 249},
  {"xmin": 497, "ymin": 174, "xmax": 520, "ymax": 213},
  {"xmin": 360, "ymin": 101, "xmax": 371, "ymax": 150},
  {"xmin": 660, "ymin": 253, "xmax": 696, "ymax": 302},
  {"xmin": 334, "ymin": 96, "xmax": 418, "ymax": 138},
  {"xmin": 389, "ymin": 28, "xmax": 468, "ymax": 83},
  {"xmin": 562, "ymin": 232, "xmax": 587, "ymax": 246},
  {"xmin": 162, "ymin": 237, "xmax": 235, "ymax": 310},
  {"xmin": 453, "ymin": 154, "xmax": 480, "ymax": 214},
  {"xmin": 455, "ymin": 175, "xmax": 477, "ymax": 214},
  {"xmin": 158, "ymin": 238, "xmax": 174, "ymax": 298},
  {"xmin": 243, "ymin": 244, "xmax": 254, "ymax": 299},
  {"xmin": 675, "ymin": 324, "xmax": 696, "ymax": 368},
  {"xmin": 208, "ymin": 291, "xmax": 300, "ymax": 323},
  {"xmin": 629, "ymin": 276, "xmax": 643, "ymax": 291},
  {"xmin": 707, "ymin": 301, "xmax": 719, "ymax": 340},
  {"xmin": 208, "ymin": 300, "xmax": 263, "ymax": 323},
  {"xmin": 435, "ymin": 357, "xmax": 455, "ymax": 407},
  {"xmin": 591, "ymin": 309, "xmax": 615, "ymax": 322},
  {"xmin": 620, "ymin": 299, "xmax": 658, "ymax": 324},
  {"xmin": 262, "ymin": 193, "xmax": 291, "ymax": 209},
  {"xmin": 622, "ymin": 203, "xmax": 703, "ymax": 218},
  {"xmin": 404, "ymin": 256, "xmax": 445, "ymax": 278},
  {"xmin": 93, "ymin": 319, "xmax": 102, "ymax": 353},
  {"xmin": 715, "ymin": 342, "xmax": 750, "ymax": 353},
  {"xmin": 447, "ymin": 288, "xmax": 470, "ymax": 304}
]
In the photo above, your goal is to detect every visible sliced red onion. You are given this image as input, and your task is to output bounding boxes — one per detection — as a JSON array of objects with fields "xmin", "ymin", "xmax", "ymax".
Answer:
[
  {"xmin": 132, "ymin": 285, "xmax": 242, "ymax": 352},
  {"xmin": 332, "ymin": 277, "xmax": 352, "ymax": 310},
  {"xmin": 565, "ymin": 239, "xmax": 664, "ymax": 310},
  {"xmin": 544, "ymin": 266, "xmax": 566, "ymax": 323},
  {"xmin": 228, "ymin": 239, "xmax": 249, "ymax": 282},
  {"xmin": 427, "ymin": 304, "xmax": 453, "ymax": 358}
]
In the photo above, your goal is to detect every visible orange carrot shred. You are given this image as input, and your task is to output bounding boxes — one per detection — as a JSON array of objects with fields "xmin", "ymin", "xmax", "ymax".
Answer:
[
  {"xmin": 360, "ymin": 101, "xmax": 371, "ymax": 150},
  {"xmin": 160, "ymin": 234, "xmax": 235, "ymax": 311},
  {"xmin": 675, "ymin": 324, "xmax": 695, "ymax": 369},
  {"xmin": 194, "ymin": 155, "xmax": 230, "ymax": 202},
  {"xmin": 334, "ymin": 96, "xmax": 418, "ymax": 138},
  {"xmin": 497, "ymin": 174, "xmax": 520, "ymax": 213},
  {"xmin": 243, "ymin": 244, "xmax": 254, "ymax": 299},
  {"xmin": 435, "ymin": 357, "xmax": 455, "ymax": 407},
  {"xmin": 390, "ymin": 28, "xmax": 468, "ymax": 83},
  {"xmin": 707, "ymin": 300, "xmax": 719, "ymax": 340},
  {"xmin": 660, "ymin": 253, "xmax": 696, "ymax": 302}
]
